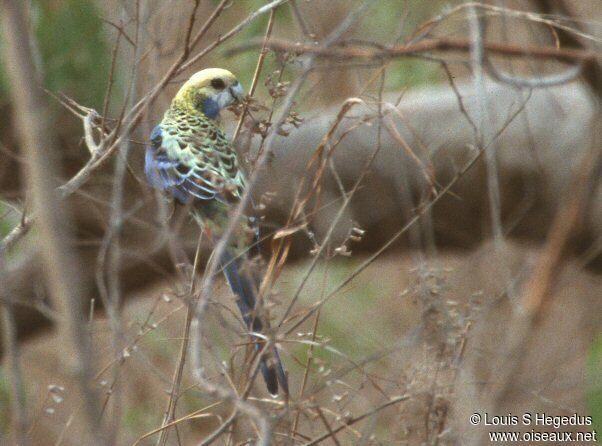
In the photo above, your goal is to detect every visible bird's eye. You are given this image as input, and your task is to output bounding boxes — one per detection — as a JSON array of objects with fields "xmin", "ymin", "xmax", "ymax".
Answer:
[{"xmin": 211, "ymin": 78, "xmax": 226, "ymax": 90}]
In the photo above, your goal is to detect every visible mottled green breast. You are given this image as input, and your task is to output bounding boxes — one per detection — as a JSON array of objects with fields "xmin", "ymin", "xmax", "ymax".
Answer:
[{"xmin": 160, "ymin": 104, "xmax": 246, "ymax": 202}]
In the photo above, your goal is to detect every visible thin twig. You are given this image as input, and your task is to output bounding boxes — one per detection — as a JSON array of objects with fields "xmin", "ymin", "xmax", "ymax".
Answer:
[
  {"xmin": 232, "ymin": 7, "xmax": 277, "ymax": 142},
  {"xmin": 302, "ymin": 395, "xmax": 411, "ymax": 446},
  {"xmin": 277, "ymin": 98, "xmax": 365, "ymax": 325},
  {"xmin": 155, "ymin": 229, "xmax": 205, "ymax": 446},
  {"xmin": 314, "ymin": 403, "xmax": 342, "ymax": 446},
  {"xmin": 0, "ymin": 215, "xmax": 32, "ymax": 256}
]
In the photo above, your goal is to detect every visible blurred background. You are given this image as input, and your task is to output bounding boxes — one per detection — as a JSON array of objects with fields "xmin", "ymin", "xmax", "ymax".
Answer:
[{"xmin": 0, "ymin": 0, "xmax": 601, "ymax": 445}]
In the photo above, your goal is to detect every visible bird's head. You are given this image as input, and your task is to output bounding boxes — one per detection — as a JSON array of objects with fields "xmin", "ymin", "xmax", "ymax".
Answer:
[{"xmin": 172, "ymin": 68, "xmax": 244, "ymax": 119}]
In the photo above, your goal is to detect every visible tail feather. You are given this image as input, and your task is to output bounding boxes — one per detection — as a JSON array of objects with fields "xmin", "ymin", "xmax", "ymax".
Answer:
[
  {"xmin": 221, "ymin": 250, "xmax": 288, "ymax": 396},
  {"xmin": 273, "ymin": 346, "xmax": 290, "ymax": 395}
]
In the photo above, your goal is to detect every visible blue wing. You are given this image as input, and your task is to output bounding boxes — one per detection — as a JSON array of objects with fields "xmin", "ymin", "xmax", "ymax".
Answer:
[{"xmin": 144, "ymin": 125, "xmax": 222, "ymax": 203}]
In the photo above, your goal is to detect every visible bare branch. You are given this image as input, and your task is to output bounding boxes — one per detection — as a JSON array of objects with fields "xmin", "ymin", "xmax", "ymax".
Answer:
[
  {"xmin": 0, "ymin": 215, "xmax": 32, "ymax": 256},
  {"xmin": 232, "ymin": 36, "xmax": 601, "ymax": 65},
  {"xmin": 0, "ymin": 0, "xmax": 104, "ymax": 443},
  {"xmin": 0, "ymin": 261, "xmax": 29, "ymax": 446}
]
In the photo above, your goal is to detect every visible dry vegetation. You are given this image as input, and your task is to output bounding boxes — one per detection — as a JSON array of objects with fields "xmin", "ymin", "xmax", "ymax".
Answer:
[{"xmin": 0, "ymin": 1, "xmax": 601, "ymax": 445}]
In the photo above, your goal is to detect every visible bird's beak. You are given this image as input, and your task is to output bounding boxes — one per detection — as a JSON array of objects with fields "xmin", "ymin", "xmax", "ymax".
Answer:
[
  {"xmin": 229, "ymin": 82, "xmax": 245, "ymax": 103},
  {"xmin": 216, "ymin": 82, "xmax": 245, "ymax": 110}
]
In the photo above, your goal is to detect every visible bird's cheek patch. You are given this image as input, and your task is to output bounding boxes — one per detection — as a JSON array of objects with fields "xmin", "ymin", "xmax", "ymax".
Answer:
[{"xmin": 201, "ymin": 97, "xmax": 220, "ymax": 119}]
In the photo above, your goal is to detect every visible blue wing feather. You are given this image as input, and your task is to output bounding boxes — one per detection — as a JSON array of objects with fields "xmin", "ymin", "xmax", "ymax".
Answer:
[{"xmin": 145, "ymin": 124, "xmax": 225, "ymax": 202}]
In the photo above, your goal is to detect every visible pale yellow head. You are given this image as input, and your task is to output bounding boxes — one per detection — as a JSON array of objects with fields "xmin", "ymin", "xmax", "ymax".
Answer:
[{"xmin": 173, "ymin": 68, "xmax": 244, "ymax": 119}]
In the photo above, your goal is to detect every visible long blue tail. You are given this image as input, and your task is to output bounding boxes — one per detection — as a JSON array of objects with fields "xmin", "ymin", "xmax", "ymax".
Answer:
[{"xmin": 220, "ymin": 250, "xmax": 289, "ymax": 396}]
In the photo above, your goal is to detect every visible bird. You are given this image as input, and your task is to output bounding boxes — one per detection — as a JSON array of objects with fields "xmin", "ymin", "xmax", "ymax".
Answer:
[{"xmin": 144, "ymin": 68, "xmax": 288, "ymax": 396}]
